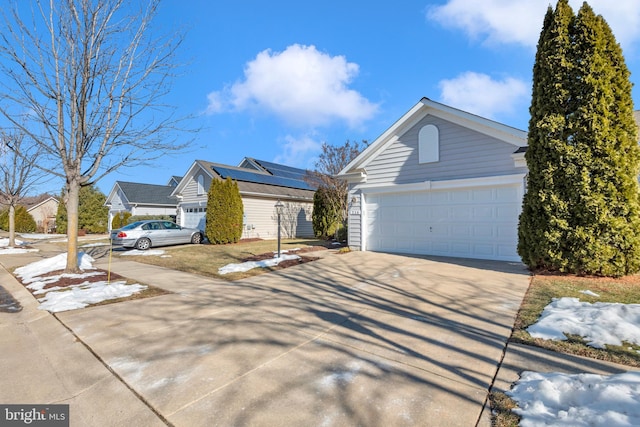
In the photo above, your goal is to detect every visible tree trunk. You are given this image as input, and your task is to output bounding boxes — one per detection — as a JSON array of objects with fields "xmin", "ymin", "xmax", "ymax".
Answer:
[
  {"xmin": 65, "ymin": 182, "xmax": 81, "ymax": 273},
  {"xmin": 8, "ymin": 204, "xmax": 15, "ymax": 247}
]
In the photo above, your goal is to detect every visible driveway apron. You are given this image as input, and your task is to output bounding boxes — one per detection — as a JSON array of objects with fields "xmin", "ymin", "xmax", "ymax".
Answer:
[{"xmin": 58, "ymin": 251, "xmax": 530, "ymax": 426}]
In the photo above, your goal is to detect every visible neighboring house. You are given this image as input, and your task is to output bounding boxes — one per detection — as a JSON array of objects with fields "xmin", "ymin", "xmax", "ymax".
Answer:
[
  {"xmin": 23, "ymin": 194, "xmax": 59, "ymax": 233},
  {"xmin": 105, "ymin": 179, "xmax": 179, "ymax": 231},
  {"xmin": 171, "ymin": 157, "xmax": 315, "ymax": 239},
  {"xmin": 337, "ymin": 97, "xmax": 528, "ymax": 262}
]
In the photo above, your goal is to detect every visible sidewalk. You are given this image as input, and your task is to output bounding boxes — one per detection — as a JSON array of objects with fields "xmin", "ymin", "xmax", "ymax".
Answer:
[{"xmin": 0, "ymin": 261, "xmax": 166, "ymax": 426}]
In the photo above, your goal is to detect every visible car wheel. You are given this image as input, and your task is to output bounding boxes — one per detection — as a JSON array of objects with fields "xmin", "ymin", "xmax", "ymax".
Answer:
[
  {"xmin": 135, "ymin": 238, "xmax": 151, "ymax": 250},
  {"xmin": 191, "ymin": 233, "xmax": 202, "ymax": 244}
]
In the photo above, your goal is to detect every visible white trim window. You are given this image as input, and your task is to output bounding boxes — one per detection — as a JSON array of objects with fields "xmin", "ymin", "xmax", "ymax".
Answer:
[
  {"xmin": 418, "ymin": 124, "xmax": 439, "ymax": 164},
  {"xmin": 197, "ymin": 175, "xmax": 205, "ymax": 195}
]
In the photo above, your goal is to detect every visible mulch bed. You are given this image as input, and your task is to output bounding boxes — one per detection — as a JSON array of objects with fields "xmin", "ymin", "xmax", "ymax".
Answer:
[
  {"xmin": 241, "ymin": 246, "xmax": 328, "ymax": 268},
  {"xmin": 26, "ymin": 269, "xmax": 129, "ymax": 291}
]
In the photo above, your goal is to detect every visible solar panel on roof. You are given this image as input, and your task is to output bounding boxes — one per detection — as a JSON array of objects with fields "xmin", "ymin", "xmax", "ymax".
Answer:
[
  {"xmin": 211, "ymin": 165, "xmax": 315, "ymax": 190},
  {"xmin": 252, "ymin": 159, "xmax": 309, "ymax": 180}
]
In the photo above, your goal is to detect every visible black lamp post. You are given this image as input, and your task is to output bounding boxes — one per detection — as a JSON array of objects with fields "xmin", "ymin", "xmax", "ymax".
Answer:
[{"xmin": 275, "ymin": 199, "xmax": 284, "ymax": 257}]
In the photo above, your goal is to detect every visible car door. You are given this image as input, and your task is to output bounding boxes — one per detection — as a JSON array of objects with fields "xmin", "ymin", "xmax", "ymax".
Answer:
[
  {"xmin": 146, "ymin": 221, "xmax": 167, "ymax": 246},
  {"xmin": 161, "ymin": 221, "xmax": 187, "ymax": 245}
]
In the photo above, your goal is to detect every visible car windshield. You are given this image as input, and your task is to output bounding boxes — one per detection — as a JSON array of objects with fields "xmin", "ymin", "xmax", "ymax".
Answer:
[{"xmin": 120, "ymin": 221, "xmax": 146, "ymax": 230}]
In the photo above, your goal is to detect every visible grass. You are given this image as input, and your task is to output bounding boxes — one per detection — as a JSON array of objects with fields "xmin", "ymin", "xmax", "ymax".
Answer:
[
  {"xmin": 111, "ymin": 238, "xmax": 334, "ymax": 281},
  {"xmin": 490, "ymin": 272, "xmax": 640, "ymax": 426},
  {"xmin": 511, "ymin": 273, "xmax": 640, "ymax": 366}
]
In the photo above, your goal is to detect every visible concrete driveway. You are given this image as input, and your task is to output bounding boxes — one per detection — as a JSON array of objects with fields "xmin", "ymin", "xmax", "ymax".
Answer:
[{"xmin": 55, "ymin": 251, "xmax": 529, "ymax": 426}]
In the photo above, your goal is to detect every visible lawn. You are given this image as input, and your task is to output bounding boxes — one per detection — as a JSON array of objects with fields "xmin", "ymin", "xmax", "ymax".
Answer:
[
  {"xmin": 111, "ymin": 238, "xmax": 337, "ymax": 281},
  {"xmin": 491, "ymin": 272, "xmax": 640, "ymax": 427}
]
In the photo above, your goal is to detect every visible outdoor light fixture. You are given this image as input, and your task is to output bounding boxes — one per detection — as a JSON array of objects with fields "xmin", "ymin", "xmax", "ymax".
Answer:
[{"xmin": 275, "ymin": 199, "xmax": 285, "ymax": 258}]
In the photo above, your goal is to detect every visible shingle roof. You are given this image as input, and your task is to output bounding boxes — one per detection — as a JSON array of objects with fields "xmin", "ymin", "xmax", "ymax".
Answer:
[{"xmin": 116, "ymin": 181, "xmax": 177, "ymax": 206}]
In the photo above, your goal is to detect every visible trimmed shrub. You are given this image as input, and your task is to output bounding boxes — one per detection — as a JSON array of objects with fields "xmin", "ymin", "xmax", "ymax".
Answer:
[
  {"xmin": 312, "ymin": 186, "xmax": 341, "ymax": 239},
  {"xmin": 111, "ymin": 212, "xmax": 132, "ymax": 229},
  {"xmin": 0, "ymin": 205, "xmax": 37, "ymax": 233},
  {"xmin": 205, "ymin": 177, "xmax": 243, "ymax": 244}
]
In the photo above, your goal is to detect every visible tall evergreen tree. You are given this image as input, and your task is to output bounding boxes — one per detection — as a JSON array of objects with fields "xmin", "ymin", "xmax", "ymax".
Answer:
[
  {"xmin": 518, "ymin": 0, "xmax": 640, "ymax": 277},
  {"xmin": 518, "ymin": 0, "xmax": 575, "ymax": 270},
  {"xmin": 56, "ymin": 185, "xmax": 109, "ymax": 234},
  {"xmin": 205, "ymin": 177, "xmax": 244, "ymax": 244},
  {"xmin": 312, "ymin": 186, "xmax": 341, "ymax": 239},
  {"xmin": 562, "ymin": 4, "xmax": 640, "ymax": 275}
]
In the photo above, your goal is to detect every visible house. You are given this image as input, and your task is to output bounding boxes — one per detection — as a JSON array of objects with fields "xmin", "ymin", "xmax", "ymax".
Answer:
[
  {"xmin": 171, "ymin": 157, "xmax": 315, "ymax": 239},
  {"xmin": 105, "ymin": 178, "xmax": 180, "ymax": 231},
  {"xmin": 24, "ymin": 194, "xmax": 59, "ymax": 233},
  {"xmin": 337, "ymin": 97, "xmax": 528, "ymax": 262}
]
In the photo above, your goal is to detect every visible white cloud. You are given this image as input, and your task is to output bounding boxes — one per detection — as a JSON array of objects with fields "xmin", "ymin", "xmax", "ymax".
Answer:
[
  {"xmin": 273, "ymin": 134, "xmax": 322, "ymax": 168},
  {"xmin": 428, "ymin": 0, "xmax": 640, "ymax": 51},
  {"xmin": 438, "ymin": 72, "xmax": 528, "ymax": 119},
  {"xmin": 206, "ymin": 44, "xmax": 379, "ymax": 128}
]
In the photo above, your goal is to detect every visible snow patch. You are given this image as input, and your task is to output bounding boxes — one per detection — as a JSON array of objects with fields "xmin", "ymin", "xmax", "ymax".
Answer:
[
  {"xmin": 527, "ymin": 297, "xmax": 640, "ymax": 349},
  {"xmin": 218, "ymin": 254, "xmax": 300, "ymax": 275}
]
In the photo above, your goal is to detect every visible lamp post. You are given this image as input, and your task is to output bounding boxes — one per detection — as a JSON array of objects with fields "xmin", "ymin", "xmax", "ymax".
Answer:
[{"xmin": 275, "ymin": 199, "xmax": 284, "ymax": 258}]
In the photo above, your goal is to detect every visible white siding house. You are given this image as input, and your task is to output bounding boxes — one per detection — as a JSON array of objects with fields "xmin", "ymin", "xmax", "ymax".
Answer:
[
  {"xmin": 337, "ymin": 98, "xmax": 528, "ymax": 262},
  {"xmin": 104, "ymin": 180, "xmax": 179, "ymax": 231},
  {"xmin": 172, "ymin": 158, "xmax": 315, "ymax": 239}
]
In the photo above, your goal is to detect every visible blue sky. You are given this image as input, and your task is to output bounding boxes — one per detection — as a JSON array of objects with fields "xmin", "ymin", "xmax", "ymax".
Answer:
[{"xmin": 41, "ymin": 1, "xmax": 640, "ymax": 195}]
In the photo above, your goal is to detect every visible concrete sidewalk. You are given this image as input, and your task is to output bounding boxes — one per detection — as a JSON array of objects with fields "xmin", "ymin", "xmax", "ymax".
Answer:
[
  {"xmin": 2, "ymin": 242, "xmax": 633, "ymax": 426},
  {"xmin": 0, "ymin": 263, "xmax": 166, "ymax": 426}
]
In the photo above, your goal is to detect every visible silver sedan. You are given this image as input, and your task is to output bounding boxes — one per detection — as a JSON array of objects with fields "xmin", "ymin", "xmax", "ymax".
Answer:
[{"xmin": 110, "ymin": 220, "xmax": 203, "ymax": 250}]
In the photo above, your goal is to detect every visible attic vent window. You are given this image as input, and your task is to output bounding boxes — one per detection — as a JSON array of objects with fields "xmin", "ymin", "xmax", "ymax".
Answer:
[
  {"xmin": 418, "ymin": 124, "xmax": 439, "ymax": 164},
  {"xmin": 197, "ymin": 175, "xmax": 205, "ymax": 195}
]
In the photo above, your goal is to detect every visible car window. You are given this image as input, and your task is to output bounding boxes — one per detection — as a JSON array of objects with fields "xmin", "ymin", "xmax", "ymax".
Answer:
[
  {"xmin": 163, "ymin": 221, "xmax": 180, "ymax": 230},
  {"xmin": 122, "ymin": 221, "xmax": 144, "ymax": 230},
  {"xmin": 141, "ymin": 223, "xmax": 152, "ymax": 231}
]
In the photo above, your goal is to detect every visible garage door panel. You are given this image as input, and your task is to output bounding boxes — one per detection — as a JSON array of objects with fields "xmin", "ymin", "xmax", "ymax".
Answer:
[
  {"xmin": 473, "ymin": 189, "xmax": 494, "ymax": 202},
  {"xmin": 364, "ymin": 183, "xmax": 522, "ymax": 262}
]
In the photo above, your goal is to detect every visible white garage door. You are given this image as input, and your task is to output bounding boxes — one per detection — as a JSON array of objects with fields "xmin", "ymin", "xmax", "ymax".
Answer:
[
  {"xmin": 183, "ymin": 207, "xmax": 206, "ymax": 231},
  {"xmin": 364, "ymin": 184, "xmax": 522, "ymax": 262}
]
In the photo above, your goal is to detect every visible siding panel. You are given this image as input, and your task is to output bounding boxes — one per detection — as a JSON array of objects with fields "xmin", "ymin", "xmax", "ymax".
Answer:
[{"xmin": 364, "ymin": 115, "xmax": 526, "ymax": 186}]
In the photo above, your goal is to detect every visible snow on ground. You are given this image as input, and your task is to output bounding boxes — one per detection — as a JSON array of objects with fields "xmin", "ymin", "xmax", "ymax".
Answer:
[
  {"xmin": 218, "ymin": 254, "xmax": 300, "ymax": 275},
  {"xmin": 508, "ymin": 297, "xmax": 640, "ymax": 426},
  {"xmin": 17, "ymin": 233, "xmax": 64, "ymax": 240},
  {"xmin": 119, "ymin": 249, "xmax": 167, "ymax": 257},
  {"xmin": 80, "ymin": 242, "xmax": 110, "ymax": 247},
  {"xmin": 0, "ymin": 237, "xmax": 24, "ymax": 246},
  {"xmin": 0, "ymin": 237, "xmax": 39, "ymax": 254},
  {"xmin": 508, "ymin": 371, "xmax": 640, "ymax": 426},
  {"xmin": 0, "ymin": 247, "xmax": 39, "ymax": 255},
  {"xmin": 14, "ymin": 252, "xmax": 146, "ymax": 313},
  {"xmin": 527, "ymin": 297, "xmax": 640, "ymax": 349}
]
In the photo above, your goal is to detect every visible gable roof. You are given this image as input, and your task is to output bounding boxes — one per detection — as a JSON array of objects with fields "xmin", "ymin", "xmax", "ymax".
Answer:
[
  {"xmin": 172, "ymin": 158, "xmax": 316, "ymax": 199},
  {"xmin": 338, "ymin": 97, "xmax": 527, "ymax": 176},
  {"xmin": 107, "ymin": 181, "xmax": 177, "ymax": 206},
  {"xmin": 25, "ymin": 195, "xmax": 59, "ymax": 212}
]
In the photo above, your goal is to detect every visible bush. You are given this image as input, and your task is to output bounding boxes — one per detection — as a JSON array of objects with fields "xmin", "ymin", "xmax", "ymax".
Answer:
[
  {"xmin": 0, "ymin": 205, "xmax": 37, "ymax": 233},
  {"xmin": 56, "ymin": 185, "xmax": 109, "ymax": 234},
  {"xmin": 336, "ymin": 224, "xmax": 348, "ymax": 242},
  {"xmin": 128, "ymin": 215, "xmax": 173, "ymax": 223},
  {"xmin": 205, "ymin": 177, "xmax": 243, "ymax": 244},
  {"xmin": 312, "ymin": 186, "xmax": 341, "ymax": 239},
  {"xmin": 111, "ymin": 211, "xmax": 132, "ymax": 229}
]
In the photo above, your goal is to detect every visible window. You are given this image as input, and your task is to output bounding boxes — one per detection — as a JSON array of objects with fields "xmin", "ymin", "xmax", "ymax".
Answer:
[
  {"xmin": 197, "ymin": 175, "xmax": 204, "ymax": 195},
  {"xmin": 419, "ymin": 124, "xmax": 439, "ymax": 164}
]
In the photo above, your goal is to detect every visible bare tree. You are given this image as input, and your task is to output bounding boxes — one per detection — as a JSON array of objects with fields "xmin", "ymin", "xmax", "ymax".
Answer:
[
  {"xmin": 0, "ymin": 131, "xmax": 44, "ymax": 247},
  {"xmin": 306, "ymin": 140, "xmax": 366, "ymax": 228},
  {"xmin": 0, "ymin": 0, "xmax": 188, "ymax": 272}
]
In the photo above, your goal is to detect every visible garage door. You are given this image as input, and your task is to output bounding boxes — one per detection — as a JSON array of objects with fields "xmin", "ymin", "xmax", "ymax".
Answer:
[
  {"xmin": 183, "ymin": 207, "xmax": 206, "ymax": 231},
  {"xmin": 364, "ymin": 184, "xmax": 522, "ymax": 262}
]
